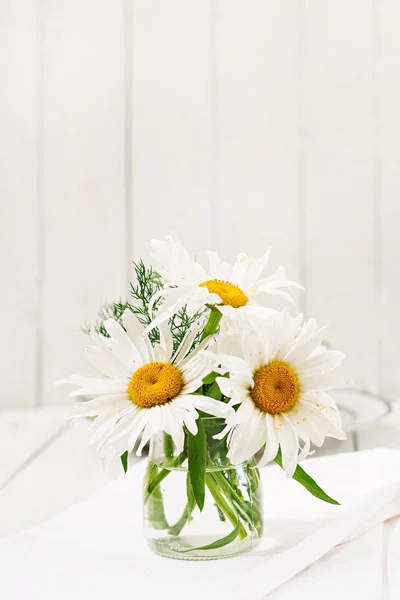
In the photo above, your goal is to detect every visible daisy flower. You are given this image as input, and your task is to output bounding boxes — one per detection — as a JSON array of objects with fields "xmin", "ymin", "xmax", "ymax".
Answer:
[
  {"xmin": 146, "ymin": 236, "xmax": 302, "ymax": 332},
  {"xmin": 214, "ymin": 312, "xmax": 347, "ymax": 477},
  {"xmin": 57, "ymin": 312, "xmax": 230, "ymax": 461}
]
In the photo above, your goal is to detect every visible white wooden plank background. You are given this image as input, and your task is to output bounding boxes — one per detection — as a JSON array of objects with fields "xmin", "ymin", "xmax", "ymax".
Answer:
[
  {"xmin": 216, "ymin": 2, "xmax": 301, "ymax": 306},
  {"xmin": 380, "ymin": 0, "xmax": 400, "ymax": 399},
  {"xmin": 131, "ymin": 0, "xmax": 214, "ymax": 259},
  {"xmin": 1, "ymin": 0, "xmax": 400, "ymax": 406},
  {"xmin": 0, "ymin": 0, "xmax": 38, "ymax": 407},
  {"xmin": 303, "ymin": 1, "xmax": 377, "ymax": 392},
  {"xmin": 41, "ymin": 0, "xmax": 127, "ymax": 405}
]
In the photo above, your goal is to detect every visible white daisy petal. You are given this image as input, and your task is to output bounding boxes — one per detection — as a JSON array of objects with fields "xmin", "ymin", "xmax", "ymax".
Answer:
[
  {"xmin": 215, "ymin": 377, "xmax": 247, "ymax": 399},
  {"xmin": 103, "ymin": 319, "xmax": 145, "ymax": 370},
  {"xmin": 298, "ymin": 350, "xmax": 345, "ymax": 377},
  {"xmin": 227, "ymin": 410, "xmax": 265, "ymax": 464},
  {"xmin": 150, "ymin": 235, "xmax": 208, "ymax": 284},
  {"xmin": 276, "ymin": 414, "xmax": 299, "ymax": 478},
  {"xmin": 297, "ymin": 437, "xmax": 312, "ymax": 462},
  {"xmin": 149, "ymin": 238, "xmax": 301, "ymax": 328},
  {"xmin": 157, "ymin": 320, "xmax": 174, "ymax": 358},
  {"xmin": 217, "ymin": 354, "xmax": 254, "ymax": 387},
  {"xmin": 283, "ymin": 326, "xmax": 328, "ymax": 365},
  {"xmin": 123, "ymin": 311, "xmax": 154, "ymax": 363},
  {"xmin": 69, "ymin": 394, "xmax": 130, "ymax": 419},
  {"xmin": 57, "ymin": 374, "xmax": 128, "ymax": 397},
  {"xmin": 127, "ymin": 410, "xmax": 150, "ymax": 453},
  {"xmin": 299, "ymin": 400, "xmax": 346, "ymax": 439},
  {"xmin": 262, "ymin": 412, "xmax": 280, "ymax": 464},
  {"xmin": 188, "ymin": 394, "xmax": 233, "ymax": 417},
  {"xmin": 173, "ymin": 397, "xmax": 199, "ymax": 418},
  {"xmin": 172, "ymin": 324, "xmax": 203, "ymax": 364},
  {"xmin": 181, "ymin": 409, "xmax": 198, "ymax": 435},
  {"xmin": 240, "ymin": 249, "xmax": 271, "ymax": 288},
  {"xmin": 83, "ymin": 344, "xmax": 130, "ymax": 379}
]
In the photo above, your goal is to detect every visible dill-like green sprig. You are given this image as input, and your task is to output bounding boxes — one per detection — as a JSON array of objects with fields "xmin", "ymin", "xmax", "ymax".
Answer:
[{"xmin": 83, "ymin": 259, "xmax": 206, "ymax": 352}]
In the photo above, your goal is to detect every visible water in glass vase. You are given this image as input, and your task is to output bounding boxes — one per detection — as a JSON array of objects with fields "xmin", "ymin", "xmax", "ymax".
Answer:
[{"xmin": 143, "ymin": 458, "xmax": 263, "ymax": 560}]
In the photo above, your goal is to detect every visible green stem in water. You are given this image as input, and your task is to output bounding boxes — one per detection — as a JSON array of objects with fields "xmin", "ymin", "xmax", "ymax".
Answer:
[
  {"xmin": 212, "ymin": 469, "xmax": 262, "ymax": 535},
  {"xmin": 205, "ymin": 473, "xmax": 247, "ymax": 540},
  {"xmin": 163, "ymin": 433, "xmax": 174, "ymax": 459},
  {"xmin": 200, "ymin": 306, "xmax": 222, "ymax": 341},
  {"xmin": 168, "ymin": 473, "xmax": 196, "ymax": 536},
  {"xmin": 145, "ymin": 453, "xmax": 186, "ymax": 501}
]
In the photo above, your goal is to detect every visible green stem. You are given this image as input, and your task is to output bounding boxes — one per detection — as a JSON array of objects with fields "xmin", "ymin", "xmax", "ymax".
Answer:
[
  {"xmin": 168, "ymin": 473, "xmax": 196, "ymax": 536},
  {"xmin": 200, "ymin": 307, "xmax": 222, "ymax": 341},
  {"xmin": 205, "ymin": 473, "xmax": 247, "ymax": 540},
  {"xmin": 145, "ymin": 453, "xmax": 186, "ymax": 500},
  {"xmin": 178, "ymin": 520, "xmax": 241, "ymax": 553},
  {"xmin": 213, "ymin": 470, "xmax": 262, "ymax": 530},
  {"xmin": 163, "ymin": 433, "xmax": 174, "ymax": 459}
]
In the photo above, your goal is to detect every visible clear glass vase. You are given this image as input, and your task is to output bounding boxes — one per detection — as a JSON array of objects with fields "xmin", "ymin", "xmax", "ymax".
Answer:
[{"xmin": 143, "ymin": 417, "xmax": 263, "ymax": 560}]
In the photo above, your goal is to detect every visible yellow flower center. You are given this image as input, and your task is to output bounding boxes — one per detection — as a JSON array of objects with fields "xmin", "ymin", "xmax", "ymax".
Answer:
[
  {"xmin": 127, "ymin": 362, "xmax": 183, "ymax": 408},
  {"xmin": 251, "ymin": 361, "xmax": 299, "ymax": 414},
  {"xmin": 199, "ymin": 279, "xmax": 248, "ymax": 308}
]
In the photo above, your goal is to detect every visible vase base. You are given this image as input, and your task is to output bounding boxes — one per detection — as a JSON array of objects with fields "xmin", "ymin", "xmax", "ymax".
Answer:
[{"xmin": 149, "ymin": 535, "xmax": 260, "ymax": 561}]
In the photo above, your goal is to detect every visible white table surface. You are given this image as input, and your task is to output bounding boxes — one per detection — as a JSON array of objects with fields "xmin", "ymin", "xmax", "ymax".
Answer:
[{"xmin": 1, "ymin": 404, "xmax": 400, "ymax": 598}]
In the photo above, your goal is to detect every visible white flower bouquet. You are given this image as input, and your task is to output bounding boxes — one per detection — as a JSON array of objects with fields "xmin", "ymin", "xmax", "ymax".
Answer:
[{"xmin": 58, "ymin": 236, "xmax": 346, "ymax": 559}]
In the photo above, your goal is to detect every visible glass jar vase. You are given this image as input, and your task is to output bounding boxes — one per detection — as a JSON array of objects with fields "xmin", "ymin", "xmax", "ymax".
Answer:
[{"xmin": 143, "ymin": 417, "xmax": 263, "ymax": 560}]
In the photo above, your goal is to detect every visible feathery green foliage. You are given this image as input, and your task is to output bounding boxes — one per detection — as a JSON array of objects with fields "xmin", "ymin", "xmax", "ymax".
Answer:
[{"xmin": 83, "ymin": 259, "xmax": 206, "ymax": 352}]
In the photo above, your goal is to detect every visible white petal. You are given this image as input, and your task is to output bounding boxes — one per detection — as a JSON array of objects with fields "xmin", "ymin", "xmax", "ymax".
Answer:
[
  {"xmin": 180, "ymin": 377, "xmax": 204, "ymax": 395},
  {"xmin": 297, "ymin": 437, "xmax": 312, "ymax": 462},
  {"xmin": 276, "ymin": 414, "xmax": 299, "ymax": 478},
  {"xmin": 206, "ymin": 250, "xmax": 222, "ymax": 279},
  {"xmin": 227, "ymin": 411, "xmax": 265, "ymax": 464},
  {"xmin": 187, "ymin": 394, "xmax": 233, "ymax": 417},
  {"xmin": 103, "ymin": 319, "xmax": 145, "ymax": 370},
  {"xmin": 69, "ymin": 394, "xmax": 130, "ymax": 419},
  {"xmin": 172, "ymin": 324, "xmax": 203, "ymax": 364},
  {"xmin": 150, "ymin": 235, "xmax": 208, "ymax": 284},
  {"xmin": 122, "ymin": 311, "xmax": 154, "ymax": 363},
  {"xmin": 217, "ymin": 354, "xmax": 254, "ymax": 388},
  {"xmin": 173, "ymin": 397, "xmax": 199, "ymax": 418},
  {"xmin": 239, "ymin": 249, "xmax": 271, "ymax": 288},
  {"xmin": 286, "ymin": 402, "xmax": 326, "ymax": 447},
  {"xmin": 178, "ymin": 336, "xmax": 215, "ymax": 371},
  {"xmin": 298, "ymin": 350, "xmax": 345, "ymax": 378},
  {"xmin": 215, "ymin": 377, "xmax": 247, "ymax": 399},
  {"xmin": 181, "ymin": 409, "xmax": 198, "ymax": 435},
  {"xmin": 258, "ymin": 412, "xmax": 279, "ymax": 466},
  {"xmin": 83, "ymin": 344, "xmax": 129, "ymax": 379},
  {"xmin": 284, "ymin": 326, "xmax": 328, "ymax": 365},
  {"xmin": 299, "ymin": 400, "xmax": 347, "ymax": 440},
  {"xmin": 240, "ymin": 327, "xmax": 267, "ymax": 372},
  {"xmin": 163, "ymin": 404, "xmax": 185, "ymax": 452},
  {"xmin": 144, "ymin": 292, "xmax": 189, "ymax": 334},
  {"xmin": 157, "ymin": 320, "xmax": 174, "ymax": 359},
  {"xmin": 127, "ymin": 410, "xmax": 150, "ymax": 453},
  {"xmin": 57, "ymin": 374, "xmax": 128, "ymax": 397}
]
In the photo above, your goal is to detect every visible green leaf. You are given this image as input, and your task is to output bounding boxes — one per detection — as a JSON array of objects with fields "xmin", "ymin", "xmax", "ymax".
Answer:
[
  {"xmin": 274, "ymin": 448, "xmax": 340, "ymax": 505},
  {"xmin": 179, "ymin": 520, "xmax": 241, "ymax": 553},
  {"xmin": 206, "ymin": 381, "xmax": 223, "ymax": 401},
  {"xmin": 163, "ymin": 433, "xmax": 174, "ymax": 459},
  {"xmin": 202, "ymin": 371, "xmax": 220, "ymax": 385},
  {"xmin": 120, "ymin": 451, "xmax": 128, "ymax": 473},
  {"xmin": 145, "ymin": 465, "xmax": 170, "ymax": 530},
  {"xmin": 187, "ymin": 419, "xmax": 207, "ymax": 511},
  {"xmin": 200, "ymin": 307, "xmax": 222, "ymax": 341}
]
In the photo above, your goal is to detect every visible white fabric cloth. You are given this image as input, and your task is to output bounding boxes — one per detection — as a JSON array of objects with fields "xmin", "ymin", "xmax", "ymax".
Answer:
[{"xmin": 1, "ymin": 448, "xmax": 400, "ymax": 600}]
